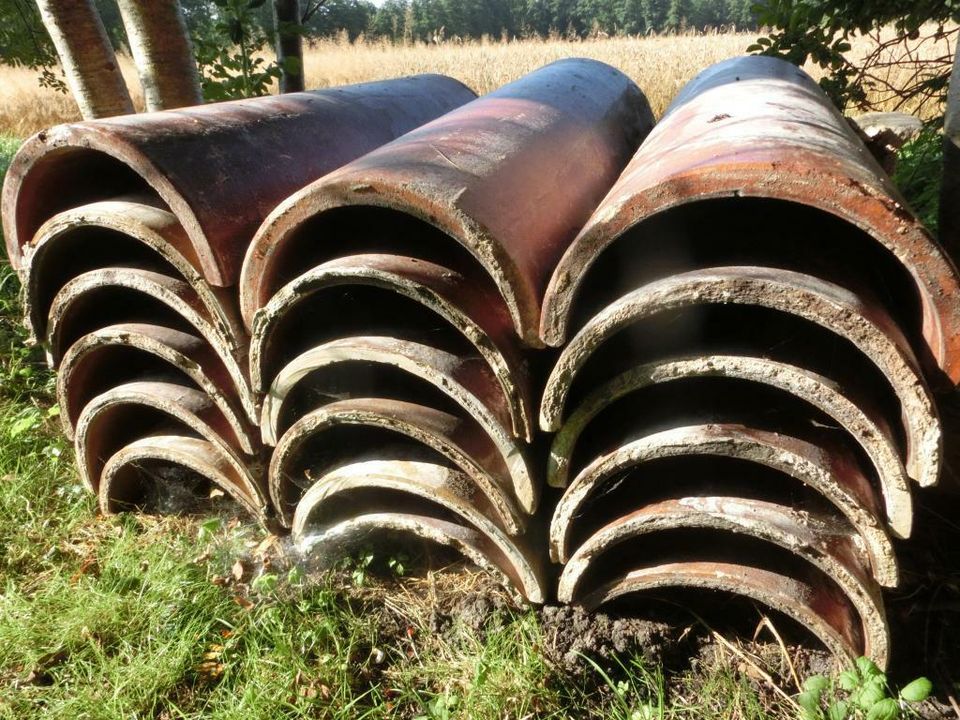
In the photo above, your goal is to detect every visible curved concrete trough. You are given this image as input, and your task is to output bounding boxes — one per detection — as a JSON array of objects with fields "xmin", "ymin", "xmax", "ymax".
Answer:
[
  {"xmin": 544, "ymin": 355, "xmax": 912, "ymax": 540},
  {"xmin": 549, "ymin": 423, "xmax": 898, "ymax": 587},
  {"xmin": 268, "ymin": 398, "xmax": 525, "ymax": 533},
  {"xmin": 557, "ymin": 495, "xmax": 888, "ymax": 664},
  {"xmin": 540, "ymin": 56, "xmax": 960, "ymax": 388},
  {"xmin": 45, "ymin": 267, "xmax": 258, "ymax": 426},
  {"xmin": 57, "ymin": 323, "xmax": 257, "ymax": 455},
  {"xmin": 290, "ymin": 458, "xmax": 546, "ymax": 602},
  {"xmin": 578, "ymin": 561, "xmax": 864, "ymax": 663},
  {"xmin": 540, "ymin": 266, "xmax": 940, "ymax": 490},
  {"xmin": 101, "ymin": 434, "xmax": 266, "ymax": 522},
  {"xmin": 24, "ymin": 200, "xmax": 246, "ymax": 355},
  {"xmin": 261, "ymin": 335, "xmax": 535, "ymax": 514},
  {"xmin": 74, "ymin": 381, "xmax": 267, "ymax": 519},
  {"xmin": 3, "ymin": 75, "xmax": 477, "ymax": 286},
  {"xmin": 239, "ymin": 58, "xmax": 654, "ymax": 346},
  {"xmin": 250, "ymin": 253, "xmax": 533, "ymax": 440}
]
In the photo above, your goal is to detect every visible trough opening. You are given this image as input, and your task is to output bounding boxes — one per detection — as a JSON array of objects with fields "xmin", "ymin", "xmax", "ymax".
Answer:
[
  {"xmin": 569, "ymin": 197, "xmax": 925, "ymax": 361},
  {"xmin": 51, "ymin": 286, "xmax": 199, "ymax": 358},
  {"xmin": 259, "ymin": 206, "xmax": 503, "ymax": 315},
  {"xmin": 568, "ymin": 377, "xmax": 887, "ymax": 498},
  {"xmin": 565, "ymin": 303, "xmax": 907, "ymax": 453},
  {"xmin": 64, "ymin": 346, "xmax": 205, "ymax": 425},
  {"xmin": 563, "ymin": 454, "xmax": 847, "ymax": 554},
  {"xmin": 276, "ymin": 425, "xmax": 456, "ymax": 515},
  {"xmin": 107, "ymin": 458, "xmax": 242, "ymax": 516},
  {"xmin": 82, "ymin": 403, "xmax": 199, "ymax": 488},
  {"xmin": 572, "ymin": 527, "xmax": 864, "ymax": 651},
  {"xmin": 260, "ymin": 284, "xmax": 479, "ymax": 388},
  {"xmin": 277, "ymin": 360, "xmax": 469, "ymax": 437},
  {"xmin": 13, "ymin": 147, "xmax": 162, "ymax": 253},
  {"xmin": 30, "ymin": 227, "xmax": 180, "ymax": 333}
]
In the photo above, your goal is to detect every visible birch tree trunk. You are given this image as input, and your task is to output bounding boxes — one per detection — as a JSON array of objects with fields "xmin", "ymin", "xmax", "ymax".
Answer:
[
  {"xmin": 116, "ymin": 0, "xmax": 203, "ymax": 111},
  {"xmin": 35, "ymin": 0, "xmax": 134, "ymax": 119},
  {"xmin": 273, "ymin": 0, "xmax": 305, "ymax": 93},
  {"xmin": 941, "ymin": 47, "xmax": 960, "ymax": 255}
]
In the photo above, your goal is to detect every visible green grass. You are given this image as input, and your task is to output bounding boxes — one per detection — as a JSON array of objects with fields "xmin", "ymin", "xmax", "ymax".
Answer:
[{"xmin": 0, "ymin": 130, "xmax": 945, "ymax": 719}]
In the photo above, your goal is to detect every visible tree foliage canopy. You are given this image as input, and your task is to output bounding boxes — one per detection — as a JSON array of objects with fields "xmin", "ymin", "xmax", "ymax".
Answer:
[{"xmin": 752, "ymin": 0, "xmax": 959, "ymax": 120}]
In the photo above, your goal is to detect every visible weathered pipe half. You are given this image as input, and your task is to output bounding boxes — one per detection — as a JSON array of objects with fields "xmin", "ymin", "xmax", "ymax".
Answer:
[
  {"xmin": 239, "ymin": 58, "xmax": 654, "ymax": 347},
  {"xmin": 3, "ymin": 75, "xmax": 477, "ymax": 286},
  {"xmin": 541, "ymin": 55, "xmax": 960, "ymax": 386}
]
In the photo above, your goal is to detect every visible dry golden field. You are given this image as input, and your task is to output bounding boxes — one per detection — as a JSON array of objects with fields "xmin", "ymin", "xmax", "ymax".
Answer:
[{"xmin": 0, "ymin": 29, "xmax": 950, "ymax": 139}]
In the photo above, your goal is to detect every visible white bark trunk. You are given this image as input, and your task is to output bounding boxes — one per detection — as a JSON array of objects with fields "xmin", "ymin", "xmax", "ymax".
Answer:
[
  {"xmin": 35, "ymin": 0, "xmax": 134, "ymax": 119},
  {"xmin": 116, "ymin": 0, "xmax": 203, "ymax": 111}
]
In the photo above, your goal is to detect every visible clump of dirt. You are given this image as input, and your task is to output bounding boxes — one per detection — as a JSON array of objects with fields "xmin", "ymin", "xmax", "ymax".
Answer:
[{"xmin": 539, "ymin": 604, "xmax": 681, "ymax": 675}]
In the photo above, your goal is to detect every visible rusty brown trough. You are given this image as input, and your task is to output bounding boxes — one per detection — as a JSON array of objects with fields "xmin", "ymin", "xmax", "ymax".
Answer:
[
  {"xmin": 239, "ymin": 58, "xmax": 654, "ymax": 346},
  {"xmin": 9, "ymin": 75, "xmax": 477, "ymax": 522},
  {"xmin": 534, "ymin": 56, "xmax": 960, "ymax": 666},
  {"xmin": 4, "ymin": 75, "xmax": 477, "ymax": 286},
  {"xmin": 241, "ymin": 59, "xmax": 656, "ymax": 602}
]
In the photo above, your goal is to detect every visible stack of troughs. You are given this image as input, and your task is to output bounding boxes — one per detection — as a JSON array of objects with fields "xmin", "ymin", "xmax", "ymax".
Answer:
[
  {"xmin": 2, "ymin": 75, "xmax": 478, "ymax": 522},
  {"xmin": 4, "ymin": 55, "xmax": 957, "ymax": 668},
  {"xmin": 537, "ymin": 57, "xmax": 960, "ymax": 666}
]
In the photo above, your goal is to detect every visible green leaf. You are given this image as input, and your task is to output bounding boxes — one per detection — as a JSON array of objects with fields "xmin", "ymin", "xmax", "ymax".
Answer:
[
  {"xmin": 899, "ymin": 677, "xmax": 932, "ymax": 703},
  {"xmin": 856, "ymin": 681, "xmax": 888, "ymax": 710},
  {"xmin": 251, "ymin": 573, "xmax": 278, "ymax": 594},
  {"xmin": 838, "ymin": 669, "xmax": 860, "ymax": 691},
  {"xmin": 197, "ymin": 517, "xmax": 222, "ymax": 541},
  {"xmin": 826, "ymin": 701, "xmax": 849, "ymax": 720},
  {"xmin": 856, "ymin": 657, "xmax": 882, "ymax": 680},
  {"xmin": 865, "ymin": 698, "xmax": 899, "ymax": 720},
  {"xmin": 798, "ymin": 691, "xmax": 822, "ymax": 712},
  {"xmin": 804, "ymin": 675, "xmax": 830, "ymax": 697}
]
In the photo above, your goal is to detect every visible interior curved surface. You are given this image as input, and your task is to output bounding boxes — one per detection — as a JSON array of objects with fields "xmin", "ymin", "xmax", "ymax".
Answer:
[
  {"xmin": 57, "ymin": 323, "xmax": 256, "ymax": 454},
  {"xmin": 540, "ymin": 267, "xmax": 940, "ymax": 488},
  {"xmin": 578, "ymin": 560, "xmax": 862, "ymax": 664},
  {"xmin": 557, "ymin": 497, "xmax": 888, "ymax": 665},
  {"xmin": 268, "ymin": 397, "xmax": 523, "ymax": 532},
  {"xmin": 100, "ymin": 434, "xmax": 265, "ymax": 520},
  {"xmin": 291, "ymin": 460, "xmax": 544, "ymax": 602},
  {"xmin": 74, "ymin": 380, "xmax": 251, "ymax": 494},
  {"xmin": 262, "ymin": 335, "xmax": 535, "ymax": 514},
  {"xmin": 250, "ymin": 255, "xmax": 532, "ymax": 439},
  {"xmin": 550, "ymin": 423, "xmax": 899, "ymax": 585},
  {"xmin": 45, "ymin": 268, "xmax": 256, "ymax": 422},
  {"xmin": 24, "ymin": 200, "xmax": 246, "ymax": 346},
  {"xmin": 547, "ymin": 356, "xmax": 911, "ymax": 539}
]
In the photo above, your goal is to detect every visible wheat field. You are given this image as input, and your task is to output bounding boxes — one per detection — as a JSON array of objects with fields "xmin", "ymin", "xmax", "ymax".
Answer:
[{"xmin": 0, "ymin": 29, "xmax": 950, "ymax": 139}]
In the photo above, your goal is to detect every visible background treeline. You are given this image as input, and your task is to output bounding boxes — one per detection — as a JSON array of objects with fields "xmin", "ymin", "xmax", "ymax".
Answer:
[
  {"xmin": 309, "ymin": 0, "xmax": 762, "ymax": 42},
  {"xmin": 79, "ymin": 0, "xmax": 762, "ymax": 49}
]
